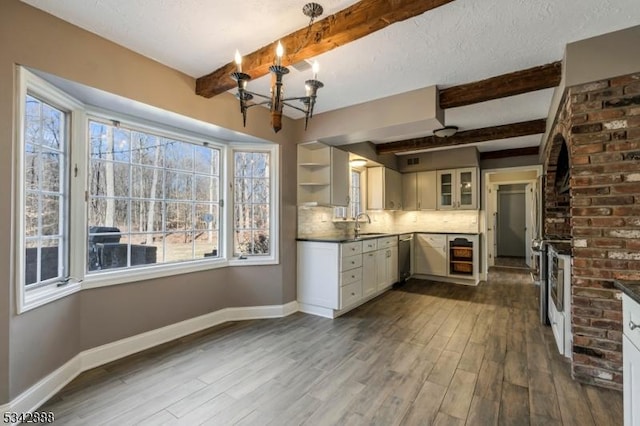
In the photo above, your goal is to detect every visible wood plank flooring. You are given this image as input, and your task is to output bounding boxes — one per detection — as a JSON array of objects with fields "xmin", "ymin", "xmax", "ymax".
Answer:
[{"xmin": 40, "ymin": 268, "xmax": 623, "ymax": 425}]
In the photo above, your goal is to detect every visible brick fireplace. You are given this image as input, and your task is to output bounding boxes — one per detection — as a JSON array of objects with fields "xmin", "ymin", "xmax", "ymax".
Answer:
[{"xmin": 544, "ymin": 72, "xmax": 640, "ymax": 390}]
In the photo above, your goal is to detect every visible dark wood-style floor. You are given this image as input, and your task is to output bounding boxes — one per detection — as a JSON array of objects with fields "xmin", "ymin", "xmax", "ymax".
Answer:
[{"xmin": 40, "ymin": 268, "xmax": 623, "ymax": 425}]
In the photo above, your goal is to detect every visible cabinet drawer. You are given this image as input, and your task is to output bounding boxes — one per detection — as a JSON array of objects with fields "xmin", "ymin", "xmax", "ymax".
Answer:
[
  {"xmin": 377, "ymin": 236, "xmax": 398, "ymax": 249},
  {"xmin": 418, "ymin": 234, "xmax": 446, "ymax": 248},
  {"xmin": 341, "ymin": 268, "xmax": 362, "ymax": 286},
  {"xmin": 340, "ymin": 281, "xmax": 362, "ymax": 309},
  {"xmin": 362, "ymin": 239, "xmax": 378, "ymax": 253},
  {"xmin": 341, "ymin": 254, "xmax": 362, "ymax": 271},
  {"xmin": 623, "ymin": 294, "xmax": 640, "ymax": 350},
  {"xmin": 341, "ymin": 241, "xmax": 362, "ymax": 257}
]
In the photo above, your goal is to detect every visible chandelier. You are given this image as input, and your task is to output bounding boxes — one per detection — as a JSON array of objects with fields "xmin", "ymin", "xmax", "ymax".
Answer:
[{"xmin": 230, "ymin": 3, "xmax": 325, "ymax": 133}]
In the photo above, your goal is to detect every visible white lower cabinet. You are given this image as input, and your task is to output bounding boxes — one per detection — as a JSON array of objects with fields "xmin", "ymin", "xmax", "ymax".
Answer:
[
  {"xmin": 297, "ymin": 236, "xmax": 398, "ymax": 318},
  {"xmin": 415, "ymin": 234, "xmax": 447, "ymax": 276},
  {"xmin": 623, "ymin": 294, "xmax": 640, "ymax": 426},
  {"xmin": 414, "ymin": 233, "xmax": 479, "ymax": 285}
]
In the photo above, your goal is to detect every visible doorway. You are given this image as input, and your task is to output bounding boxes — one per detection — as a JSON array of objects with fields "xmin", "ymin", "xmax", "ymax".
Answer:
[
  {"xmin": 482, "ymin": 165, "xmax": 542, "ymax": 276},
  {"xmin": 496, "ymin": 184, "xmax": 526, "ymax": 267}
]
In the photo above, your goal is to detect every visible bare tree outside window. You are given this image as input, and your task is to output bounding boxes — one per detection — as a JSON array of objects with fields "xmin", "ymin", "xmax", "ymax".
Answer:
[
  {"xmin": 88, "ymin": 120, "xmax": 221, "ymax": 272},
  {"xmin": 234, "ymin": 151, "xmax": 270, "ymax": 256}
]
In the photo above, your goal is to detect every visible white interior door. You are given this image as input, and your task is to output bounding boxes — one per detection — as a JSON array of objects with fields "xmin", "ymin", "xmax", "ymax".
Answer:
[{"xmin": 525, "ymin": 183, "xmax": 533, "ymax": 267}]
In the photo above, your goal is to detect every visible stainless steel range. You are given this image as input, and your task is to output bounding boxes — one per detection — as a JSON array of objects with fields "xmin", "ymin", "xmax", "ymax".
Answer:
[{"xmin": 546, "ymin": 239, "xmax": 572, "ymax": 358}]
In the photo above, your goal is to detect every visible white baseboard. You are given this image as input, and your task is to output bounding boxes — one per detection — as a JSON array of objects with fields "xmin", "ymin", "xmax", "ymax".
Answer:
[{"xmin": 1, "ymin": 301, "xmax": 299, "ymax": 420}]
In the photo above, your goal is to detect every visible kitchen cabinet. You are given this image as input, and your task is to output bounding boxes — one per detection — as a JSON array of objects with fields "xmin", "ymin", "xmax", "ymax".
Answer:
[
  {"xmin": 414, "ymin": 233, "xmax": 480, "ymax": 285},
  {"xmin": 402, "ymin": 171, "xmax": 436, "ymax": 211},
  {"xmin": 623, "ymin": 294, "xmax": 640, "ymax": 426},
  {"xmin": 437, "ymin": 167, "xmax": 478, "ymax": 210},
  {"xmin": 297, "ymin": 141, "xmax": 349, "ymax": 206},
  {"xmin": 367, "ymin": 166, "xmax": 402, "ymax": 210},
  {"xmin": 415, "ymin": 234, "xmax": 447, "ymax": 276},
  {"xmin": 297, "ymin": 235, "xmax": 398, "ymax": 318}
]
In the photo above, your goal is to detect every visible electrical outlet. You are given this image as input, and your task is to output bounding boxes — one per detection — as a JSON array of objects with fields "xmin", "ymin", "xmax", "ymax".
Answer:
[{"xmin": 321, "ymin": 214, "xmax": 327, "ymax": 222}]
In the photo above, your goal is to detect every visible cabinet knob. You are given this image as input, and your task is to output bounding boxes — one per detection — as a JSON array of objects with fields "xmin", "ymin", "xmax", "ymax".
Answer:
[
  {"xmin": 351, "ymin": 292, "xmax": 355, "ymax": 296},
  {"xmin": 352, "ymin": 275, "xmax": 356, "ymax": 279},
  {"xmin": 631, "ymin": 320, "xmax": 639, "ymax": 331}
]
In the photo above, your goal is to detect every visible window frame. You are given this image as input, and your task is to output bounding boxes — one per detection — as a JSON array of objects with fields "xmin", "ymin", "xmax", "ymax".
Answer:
[
  {"xmin": 227, "ymin": 144, "xmax": 279, "ymax": 266},
  {"xmin": 14, "ymin": 67, "xmax": 280, "ymax": 313},
  {"xmin": 15, "ymin": 68, "xmax": 84, "ymax": 313},
  {"xmin": 334, "ymin": 165, "xmax": 366, "ymax": 221}
]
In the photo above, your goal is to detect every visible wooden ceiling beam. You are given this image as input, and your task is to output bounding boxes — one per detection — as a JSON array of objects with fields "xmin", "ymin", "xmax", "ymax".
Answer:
[
  {"xmin": 196, "ymin": 0, "xmax": 456, "ymax": 98},
  {"xmin": 376, "ymin": 118, "xmax": 546, "ymax": 155},
  {"xmin": 439, "ymin": 61, "xmax": 562, "ymax": 109},
  {"xmin": 479, "ymin": 146, "xmax": 540, "ymax": 160}
]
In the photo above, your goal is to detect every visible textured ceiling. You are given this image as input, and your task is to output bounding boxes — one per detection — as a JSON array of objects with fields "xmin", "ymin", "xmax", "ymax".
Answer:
[{"xmin": 20, "ymin": 0, "xmax": 640, "ymax": 152}]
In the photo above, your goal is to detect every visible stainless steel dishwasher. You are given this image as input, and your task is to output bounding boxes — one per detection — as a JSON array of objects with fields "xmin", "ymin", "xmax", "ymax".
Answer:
[{"xmin": 398, "ymin": 234, "xmax": 413, "ymax": 282}]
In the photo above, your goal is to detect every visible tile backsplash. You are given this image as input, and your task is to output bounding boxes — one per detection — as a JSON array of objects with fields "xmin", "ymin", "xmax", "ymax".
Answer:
[{"xmin": 297, "ymin": 207, "xmax": 480, "ymax": 238}]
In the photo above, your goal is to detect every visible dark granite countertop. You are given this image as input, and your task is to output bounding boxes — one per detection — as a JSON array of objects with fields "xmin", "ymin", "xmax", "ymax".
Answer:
[
  {"xmin": 614, "ymin": 280, "xmax": 640, "ymax": 305},
  {"xmin": 296, "ymin": 233, "xmax": 401, "ymax": 243},
  {"xmin": 297, "ymin": 231, "xmax": 480, "ymax": 243}
]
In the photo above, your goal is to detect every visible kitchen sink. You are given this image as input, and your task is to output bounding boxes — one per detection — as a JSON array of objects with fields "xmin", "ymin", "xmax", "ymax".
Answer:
[{"xmin": 356, "ymin": 233, "xmax": 388, "ymax": 237}]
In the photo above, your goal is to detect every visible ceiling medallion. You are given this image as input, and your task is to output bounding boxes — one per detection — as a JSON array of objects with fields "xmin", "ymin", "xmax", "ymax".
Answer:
[{"xmin": 230, "ymin": 3, "xmax": 325, "ymax": 133}]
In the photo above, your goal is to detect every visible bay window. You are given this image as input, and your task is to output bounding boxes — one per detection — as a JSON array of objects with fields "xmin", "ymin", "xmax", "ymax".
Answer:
[{"xmin": 15, "ymin": 67, "xmax": 279, "ymax": 313}]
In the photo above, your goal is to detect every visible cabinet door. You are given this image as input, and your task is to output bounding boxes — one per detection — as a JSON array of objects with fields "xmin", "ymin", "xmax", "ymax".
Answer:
[
  {"xmin": 367, "ymin": 166, "xmax": 384, "ymax": 210},
  {"xmin": 385, "ymin": 168, "xmax": 402, "ymax": 210},
  {"xmin": 415, "ymin": 234, "xmax": 447, "ymax": 276},
  {"xmin": 457, "ymin": 168, "xmax": 477, "ymax": 210},
  {"xmin": 375, "ymin": 249, "xmax": 387, "ymax": 290},
  {"xmin": 362, "ymin": 251, "xmax": 377, "ymax": 297},
  {"xmin": 437, "ymin": 170, "xmax": 455, "ymax": 210},
  {"xmin": 330, "ymin": 147, "xmax": 350, "ymax": 206},
  {"xmin": 402, "ymin": 173, "xmax": 417, "ymax": 211},
  {"xmin": 623, "ymin": 335, "xmax": 640, "ymax": 426},
  {"xmin": 386, "ymin": 247, "xmax": 398, "ymax": 286},
  {"xmin": 417, "ymin": 170, "xmax": 436, "ymax": 210}
]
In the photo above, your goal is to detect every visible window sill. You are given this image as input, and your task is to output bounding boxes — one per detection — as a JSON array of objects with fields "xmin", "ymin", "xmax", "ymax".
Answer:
[
  {"xmin": 21, "ymin": 281, "xmax": 82, "ymax": 314},
  {"xmin": 228, "ymin": 256, "xmax": 278, "ymax": 267},
  {"xmin": 82, "ymin": 258, "xmax": 229, "ymax": 290}
]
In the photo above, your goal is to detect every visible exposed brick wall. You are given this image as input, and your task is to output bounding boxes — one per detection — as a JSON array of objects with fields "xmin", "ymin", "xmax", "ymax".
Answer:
[
  {"xmin": 567, "ymin": 73, "xmax": 640, "ymax": 390},
  {"xmin": 544, "ymin": 96, "xmax": 572, "ymax": 237}
]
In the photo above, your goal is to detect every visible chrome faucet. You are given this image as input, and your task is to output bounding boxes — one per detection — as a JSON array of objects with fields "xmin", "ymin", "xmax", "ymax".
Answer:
[{"xmin": 354, "ymin": 212, "xmax": 371, "ymax": 239}]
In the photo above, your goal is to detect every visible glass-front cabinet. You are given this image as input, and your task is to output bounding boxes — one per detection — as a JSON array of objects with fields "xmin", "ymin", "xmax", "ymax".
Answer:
[{"xmin": 437, "ymin": 168, "xmax": 478, "ymax": 210}]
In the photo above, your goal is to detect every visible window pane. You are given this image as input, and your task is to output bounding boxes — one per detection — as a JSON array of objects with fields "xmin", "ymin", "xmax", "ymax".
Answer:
[
  {"xmin": 166, "ymin": 170, "xmax": 193, "ymax": 200},
  {"xmin": 233, "ymin": 150, "xmax": 271, "ymax": 256},
  {"xmin": 22, "ymin": 95, "xmax": 67, "ymax": 288},
  {"xmin": 87, "ymin": 120, "xmax": 221, "ymax": 272},
  {"xmin": 41, "ymin": 150, "xmax": 61, "ymax": 193},
  {"xmin": 132, "ymin": 165, "xmax": 163, "ymax": 199},
  {"xmin": 166, "ymin": 202, "xmax": 193, "ymax": 231},
  {"xmin": 132, "ymin": 132, "xmax": 163, "ymax": 167}
]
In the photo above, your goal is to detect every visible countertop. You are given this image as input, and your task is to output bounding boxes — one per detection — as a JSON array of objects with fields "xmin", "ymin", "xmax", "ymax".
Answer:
[
  {"xmin": 297, "ymin": 231, "xmax": 480, "ymax": 243},
  {"xmin": 614, "ymin": 280, "xmax": 640, "ymax": 305}
]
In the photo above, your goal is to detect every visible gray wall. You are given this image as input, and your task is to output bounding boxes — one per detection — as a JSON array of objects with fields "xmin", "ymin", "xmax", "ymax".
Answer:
[
  {"xmin": 480, "ymin": 154, "xmax": 540, "ymax": 170},
  {"xmin": 398, "ymin": 146, "xmax": 479, "ymax": 173},
  {"xmin": 1, "ymin": 0, "xmax": 297, "ymax": 403}
]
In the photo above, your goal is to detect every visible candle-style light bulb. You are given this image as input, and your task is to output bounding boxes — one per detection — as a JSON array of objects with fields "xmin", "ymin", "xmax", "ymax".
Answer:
[
  {"xmin": 276, "ymin": 41, "xmax": 284, "ymax": 66},
  {"xmin": 234, "ymin": 49, "xmax": 242, "ymax": 72},
  {"xmin": 312, "ymin": 61, "xmax": 319, "ymax": 80}
]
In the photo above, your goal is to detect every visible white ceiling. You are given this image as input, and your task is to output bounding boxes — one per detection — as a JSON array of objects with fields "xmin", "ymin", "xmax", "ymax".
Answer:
[{"xmin": 21, "ymin": 0, "xmax": 640, "ymax": 153}]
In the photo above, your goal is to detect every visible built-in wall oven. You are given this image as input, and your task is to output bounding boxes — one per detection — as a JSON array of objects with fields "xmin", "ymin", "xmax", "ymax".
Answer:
[{"xmin": 547, "ymin": 241, "xmax": 572, "ymax": 358}]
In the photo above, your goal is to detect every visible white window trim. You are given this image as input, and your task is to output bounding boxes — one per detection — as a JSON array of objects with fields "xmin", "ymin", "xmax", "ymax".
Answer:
[
  {"xmin": 15, "ymin": 68, "xmax": 85, "ymax": 313},
  {"xmin": 227, "ymin": 143, "xmax": 280, "ymax": 266},
  {"xmin": 14, "ymin": 67, "xmax": 280, "ymax": 312}
]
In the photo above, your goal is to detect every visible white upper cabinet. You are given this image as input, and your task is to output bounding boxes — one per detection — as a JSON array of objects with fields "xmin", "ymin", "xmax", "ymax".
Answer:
[
  {"xmin": 436, "ymin": 167, "xmax": 478, "ymax": 210},
  {"xmin": 367, "ymin": 166, "xmax": 402, "ymax": 210},
  {"xmin": 297, "ymin": 142, "xmax": 349, "ymax": 206},
  {"xmin": 417, "ymin": 170, "xmax": 437, "ymax": 210}
]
